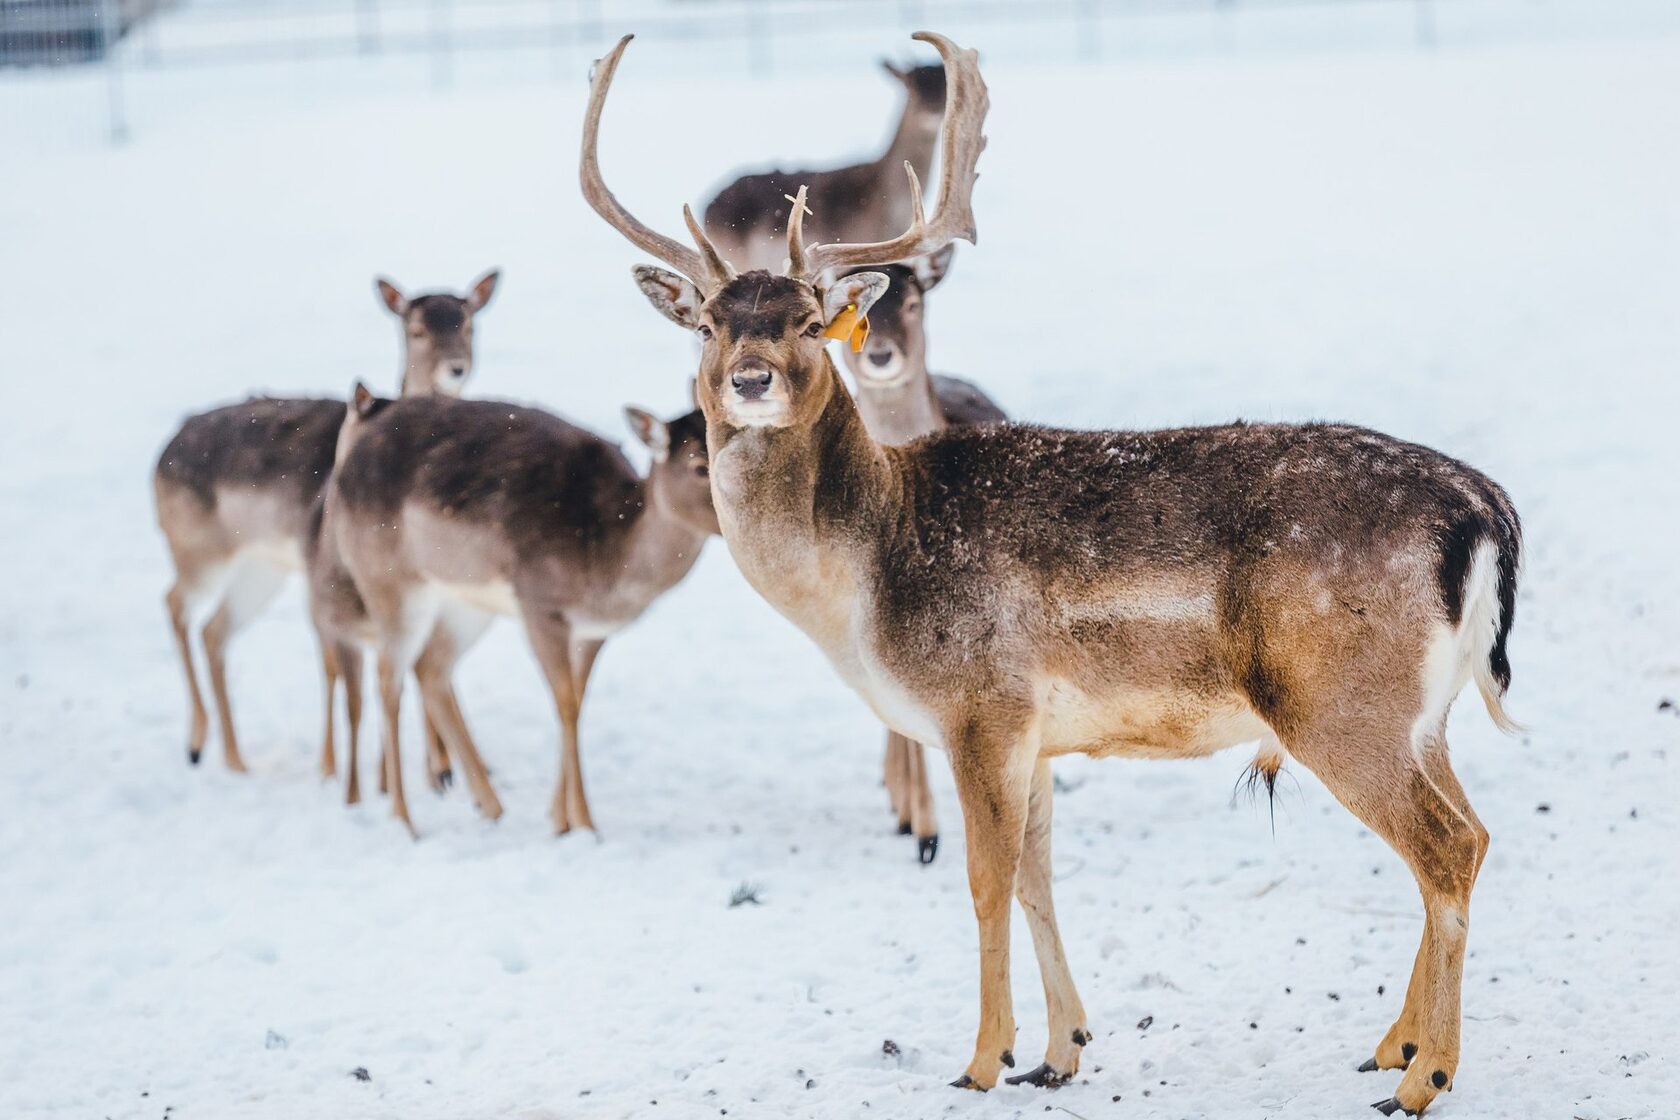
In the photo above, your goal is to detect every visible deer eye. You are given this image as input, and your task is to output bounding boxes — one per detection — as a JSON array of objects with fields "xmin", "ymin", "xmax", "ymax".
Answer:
[
  {"xmin": 697, "ymin": 324, "xmax": 714, "ymax": 341},
  {"xmin": 694, "ymin": 463, "xmax": 709, "ymax": 479},
  {"xmin": 802, "ymin": 321, "xmax": 824, "ymax": 339}
]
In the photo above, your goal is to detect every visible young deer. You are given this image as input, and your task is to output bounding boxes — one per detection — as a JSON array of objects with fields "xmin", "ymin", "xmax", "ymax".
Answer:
[
  {"xmin": 836, "ymin": 247, "xmax": 1007, "ymax": 864},
  {"xmin": 702, "ymin": 59, "xmax": 945, "ymax": 273},
  {"xmin": 154, "ymin": 270, "xmax": 498, "ymax": 775},
  {"xmin": 584, "ymin": 32, "xmax": 1520, "ymax": 1115},
  {"xmin": 328, "ymin": 391, "xmax": 718, "ymax": 836}
]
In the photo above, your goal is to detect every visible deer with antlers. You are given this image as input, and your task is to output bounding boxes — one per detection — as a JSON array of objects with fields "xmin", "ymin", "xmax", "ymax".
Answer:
[
  {"xmin": 583, "ymin": 32, "xmax": 1520, "ymax": 1115},
  {"xmin": 154, "ymin": 271, "xmax": 498, "ymax": 777}
]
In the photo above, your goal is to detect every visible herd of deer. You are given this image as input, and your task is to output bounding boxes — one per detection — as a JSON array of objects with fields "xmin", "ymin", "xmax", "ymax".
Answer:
[{"xmin": 151, "ymin": 32, "xmax": 1521, "ymax": 1116}]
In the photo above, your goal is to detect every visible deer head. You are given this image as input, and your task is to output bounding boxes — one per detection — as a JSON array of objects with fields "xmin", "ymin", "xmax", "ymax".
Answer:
[
  {"xmin": 624, "ymin": 406, "xmax": 721, "ymax": 536},
  {"xmin": 836, "ymin": 246, "xmax": 954, "ymax": 388},
  {"xmin": 374, "ymin": 270, "xmax": 500, "ymax": 397},
  {"xmin": 581, "ymin": 32, "xmax": 987, "ymax": 433}
]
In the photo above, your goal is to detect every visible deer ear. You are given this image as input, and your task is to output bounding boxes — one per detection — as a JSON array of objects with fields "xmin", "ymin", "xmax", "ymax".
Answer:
[
  {"xmin": 350, "ymin": 380, "xmax": 377, "ymax": 418},
  {"xmin": 466, "ymin": 269, "xmax": 500, "ymax": 312},
  {"xmin": 623, "ymin": 405, "xmax": 671, "ymax": 462},
  {"xmin": 822, "ymin": 272, "xmax": 889, "ymax": 325},
  {"xmin": 912, "ymin": 244, "xmax": 956, "ymax": 292},
  {"xmin": 375, "ymin": 277, "xmax": 408, "ymax": 315},
  {"xmin": 633, "ymin": 265, "xmax": 704, "ymax": 330},
  {"xmin": 881, "ymin": 59, "xmax": 907, "ymax": 82}
]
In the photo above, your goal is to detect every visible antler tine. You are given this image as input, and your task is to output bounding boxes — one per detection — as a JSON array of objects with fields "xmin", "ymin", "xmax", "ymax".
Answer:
[
  {"xmin": 683, "ymin": 204, "xmax": 736, "ymax": 284},
  {"xmin": 795, "ymin": 31, "xmax": 989, "ymax": 279},
  {"xmin": 580, "ymin": 35, "xmax": 724, "ymax": 293},
  {"xmin": 785, "ymin": 184, "xmax": 812, "ymax": 277}
]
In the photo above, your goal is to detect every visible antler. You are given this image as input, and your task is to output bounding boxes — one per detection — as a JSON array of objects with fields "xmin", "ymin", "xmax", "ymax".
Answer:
[
  {"xmin": 580, "ymin": 35, "xmax": 735, "ymax": 293},
  {"xmin": 788, "ymin": 32, "xmax": 989, "ymax": 280}
]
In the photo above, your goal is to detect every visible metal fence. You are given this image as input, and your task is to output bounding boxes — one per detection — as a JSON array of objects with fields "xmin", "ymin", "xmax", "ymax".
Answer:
[{"xmin": 6, "ymin": 0, "xmax": 1669, "ymax": 143}]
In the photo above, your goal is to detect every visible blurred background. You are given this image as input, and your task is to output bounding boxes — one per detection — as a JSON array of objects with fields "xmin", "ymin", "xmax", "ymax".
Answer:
[{"xmin": 3, "ymin": 3, "xmax": 1677, "ymax": 1118}]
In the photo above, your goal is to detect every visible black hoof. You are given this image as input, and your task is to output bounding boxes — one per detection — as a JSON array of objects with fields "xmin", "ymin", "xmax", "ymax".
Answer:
[
  {"xmin": 918, "ymin": 835, "xmax": 939, "ymax": 864},
  {"xmin": 1072, "ymin": 1028, "xmax": 1092, "ymax": 1047},
  {"xmin": 1371, "ymin": 1098, "xmax": 1417, "ymax": 1117},
  {"xmin": 896, "ymin": 820, "xmax": 913, "ymax": 835},
  {"xmin": 436, "ymin": 768, "xmax": 453, "ymax": 792},
  {"xmin": 949, "ymin": 1075, "xmax": 985, "ymax": 1091},
  {"xmin": 1005, "ymin": 1063, "xmax": 1072, "ymax": 1089},
  {"xmin": 188, "ymin": 748, "xmax": 202, "ymax": 766},
  {"xmin": 1358, "ymin": 1057, "xmax": 1380, "ymax": 1073}
]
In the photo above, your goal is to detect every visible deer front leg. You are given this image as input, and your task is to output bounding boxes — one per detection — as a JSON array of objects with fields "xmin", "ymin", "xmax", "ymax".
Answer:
[
  {"xmin": 884, "ymin": 730, "xmax": 910, "ymax": 831},
  {"xmin": 422, "ymin": 711, "xmax": 453, "ymax": 793},
  {"xmin": 317, "ymin": 639, "xmax": 339, "ymax": 781},
  {"xmin": 947, "ymin": 730, "xmax": 1035, "ymax": 1090}
]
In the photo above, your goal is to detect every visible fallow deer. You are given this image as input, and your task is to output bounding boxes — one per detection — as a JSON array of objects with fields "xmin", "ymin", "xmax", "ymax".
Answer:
[
  {"xmin": 154, "ymin": 271, "xmax": 499, "ymax": 777},
  {"xmin": 583, "ymin": 32, "xmax": 1521, "ymax": 1116},
  {"xmin": 835, "ymin": 246, "xmax": 1007, "ymax": 864},
  {"xmin": 702, "ymin": 58, "xmax": 946, "ymax": 272},
  {"xmin": 328, "ymin": 390, "xmax": 718, "ymax": 836}
]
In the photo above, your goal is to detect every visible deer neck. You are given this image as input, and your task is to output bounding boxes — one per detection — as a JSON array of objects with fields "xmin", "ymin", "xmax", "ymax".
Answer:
[
  {"xmin": 615, "ymin": 480, "xmax": 710, "ymax": 604},
  {"xmin": 854, "ymin": 361, "xmax": 947, "ymax": 445},
  {"xmin": 880, "ymin": 107, "xmax": 939, "ymax": 187},
  {"xmin": 708, "ymin": 361, "xmax": 895, "ymax": 643}
]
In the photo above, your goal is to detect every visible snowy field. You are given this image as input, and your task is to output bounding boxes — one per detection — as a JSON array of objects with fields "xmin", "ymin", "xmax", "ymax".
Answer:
[{"xmin": 3, "ymin": 9, "xmax": 1679, "ymax": 1120}]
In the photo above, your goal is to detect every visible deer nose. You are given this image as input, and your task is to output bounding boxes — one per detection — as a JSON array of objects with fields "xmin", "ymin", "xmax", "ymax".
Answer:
[
  {"xmin": 449, "ymin": 362, "xmax": 468, "ymax": 377},
  {"xmin": 867, "ymin": 348, "xmax": 895, "ymax": 368},
  {"xmin": 730, "ymin": 368, "xmax": 773, "ymax": 401}
]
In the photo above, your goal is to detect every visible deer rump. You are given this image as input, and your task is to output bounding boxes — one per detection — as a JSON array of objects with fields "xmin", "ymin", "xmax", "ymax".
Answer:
[{"xmin": 851, "ymin": 418, "xmax": 1519, "ymax": 758}]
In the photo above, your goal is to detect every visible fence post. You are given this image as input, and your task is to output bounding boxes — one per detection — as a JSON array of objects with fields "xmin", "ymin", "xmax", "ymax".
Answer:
[
  {"xmin": 429, "ymin": 0, "xmax": 451, "ymax": 88},
  {"xmin": 357, "ymin": 0, "xmax": 380, "ymax": 54},
  {"xmin": 1076, "ymin": 0, "xmax": 1101, "ymax": 63},
  {"xmin": 102, "ymin": 0, "xmax": 128, "ymax": 142},
  {"xmin": 745, "ymin": 0, "xmax": 770, "ymax": 77},
  {"xmin": 1414, "ymin": 0, "xmax": 1437, "ymax": 49}
]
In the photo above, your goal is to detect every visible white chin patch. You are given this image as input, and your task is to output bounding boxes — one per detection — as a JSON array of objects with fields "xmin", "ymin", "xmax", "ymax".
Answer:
[
  {"xmin": 436, "ymin": 366, "xmax": 470, "ymax": 396},
  {"xmin": 857, "ymin": 352, "xmax": 907, "ymax": 386},
  {"xmin": 726, "ymin": 397, "xmax": 790, "ymax": 427}
]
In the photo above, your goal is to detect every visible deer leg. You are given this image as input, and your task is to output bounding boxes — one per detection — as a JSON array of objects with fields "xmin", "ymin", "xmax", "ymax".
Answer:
[
  {"xmin": 1285, "ymin": 718, "xmax": 1486, "ymax": 1117},
  {"xmin": 337, "ymin": 641, "xmax": 364, "ymax": 806},
  {"xmin": 200, "ymin": 562, "xmax": 287, "ymax": 774},
  {"xmin": 164, "ymin": 580, "xmax": 212, "ymax": 765},
  {"xmin": 422, "ymin": 709, "xmax": 453, "ymax": 794},
  {"xmin": 946, "ymin": 728, "xmax": 1036, "ymax": 1091},
  {"xmin": 570, "ymin": 636, "xmax": 604, "ymax": 698},
  {"xmin": 375, "ymin": 649, "xmax": 417, "ymax": 838},
  {"xmin": 906, "ymin": 739, "xmax": 940, "ymax": 863},
  {"xmin": 317, "ymin": 638, "xmax": 339, "ymax": 780},
  {"xmin": 414, "ymin": 624, "xmax": 502, "ymax": 822},
  {"xmin": 522, "ymin": 612, "xmax": 593, "ymax": 835},
  {"xmin": 1004, "ymin": 757, "xmax": 1089, "ymax": 1088},
  {"xmin": 884, "ymin": 730, "xmax": 911, "ymax": 831}
]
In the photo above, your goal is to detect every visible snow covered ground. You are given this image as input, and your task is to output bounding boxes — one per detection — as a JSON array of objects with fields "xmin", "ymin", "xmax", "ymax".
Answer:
[{"xmin": 2, "ymin": 10, "xmax": 1678, "ymax": 1120}]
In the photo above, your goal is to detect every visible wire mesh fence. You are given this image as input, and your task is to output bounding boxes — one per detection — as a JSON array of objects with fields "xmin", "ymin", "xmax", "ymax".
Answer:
[{"xmin": 6, "ymin": 0, "xmax": 1673, "ymax": 143}]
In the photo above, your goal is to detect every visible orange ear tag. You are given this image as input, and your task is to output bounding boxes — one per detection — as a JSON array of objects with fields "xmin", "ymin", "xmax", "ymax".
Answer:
[{"xmin": 823, "ymin": 303, "xmax": 871, "ymax": 353}]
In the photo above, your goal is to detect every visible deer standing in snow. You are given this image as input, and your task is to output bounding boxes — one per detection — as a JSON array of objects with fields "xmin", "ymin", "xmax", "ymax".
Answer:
[
  {"xmin": 153, "ymin": 271, "xmax": 498, "ymax": 776},
  {"xmin": 834, "ymin": 246, "xmax": 1006, "ymax": 864},
  {"xmin": 583, "ymin": 32, "xmax": 1519, "ymax": 1116},
  {"xmin": 703, "ymin": 58, "xmax": 946, "ymax": 273},
  {"xmin": 327, "ymin": 390, "xmax": 718, "ymax": 836}
]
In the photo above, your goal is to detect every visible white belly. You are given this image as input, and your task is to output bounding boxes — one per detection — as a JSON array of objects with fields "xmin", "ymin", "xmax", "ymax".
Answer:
[{"xmin": 431, "ymin": 577, "xmax": 520, "ymax": 618}]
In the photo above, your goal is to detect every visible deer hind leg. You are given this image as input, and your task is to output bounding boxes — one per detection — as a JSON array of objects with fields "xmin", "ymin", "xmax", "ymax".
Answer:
[
  {"xmin": 317, "ymin": 638, "xmax": 340, "ymax": 780},
  {"xmin": 336, "ymin": 641, "xmax": 365, "ymax": 806},
  {"xmin": 884, "ymin": 730, "xmax": 911, "ymax": 831},
  {"xmin": 522, "ymin": 611, "xmax": 594, "ymax": 835},
  {"xmin": 905, "ymin": 739, "xmax": 940, "ymax": 863},
  {"xmin": 1005, "ymin": 757, "xmax": 1089, "ymax": 1088},
  {"xmin": 200, "ymin": 561, "xmax": 288, "ymax": 774},
  {"xmin": 413, "ymin": 616, "xmax": 501, "ymax": 821},
  {"xmin": 946, "ymin": 722, "xmax": 1037, "ymax": 1090},
  {"xmin": 372, "ymin": 599, "xmax": 438, "ymax": 838},
  {"xmin": 422, "ymin": 710, "xmax": 453, "ymax": 794},
  {"xmin": 1284, "ymin": 715, "xmax": 1487, "ymax": 1117},
  {"xmin": 164, "ymin": 574, "xmax": 218, "ymax": 766}
]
